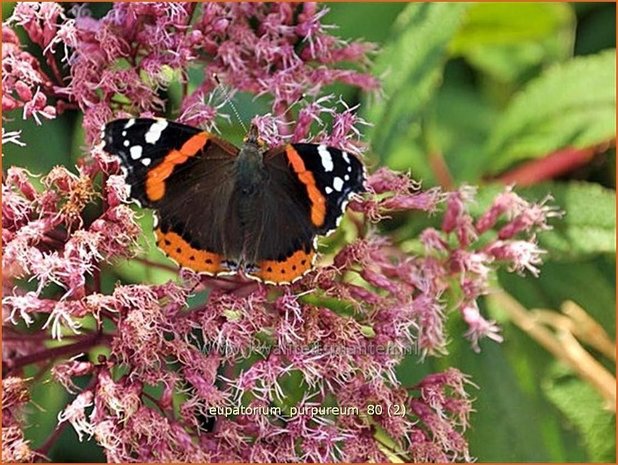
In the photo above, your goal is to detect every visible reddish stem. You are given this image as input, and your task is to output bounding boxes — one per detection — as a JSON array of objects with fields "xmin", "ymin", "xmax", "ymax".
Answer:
[
  {"xmin": 32, "ymin": 360, "xmax": 55, "ymax": 383},
  {"xmin": 186, "ymin": 2, "xmax": 198, "ymax": 24},
  {"xmin": 45, "ymin": 53, "xmax": 65, "ymax": 88},
  {"xmin": 142, "ymin": 391, "xmax": 173, "ymax": 420},
  {"xmin": 495, "ymin": 143, "xmax": 610, "ymax": 186},
  {"xmin": 3, "ymin": 333, "xmax": 111, "ymax": 376},
  {"xmin": 44, "ymin": 228, "xmax": 68, "ymax": 242},
  {"xmin": 134, "ymin": 257, "xmax": 179, "ymax": 273},
  {"xmin": 35, "ymin": 419, "xmax": 70, "ymax": 460},
  {"xmin": 92, "ymin": 267, "xmax": 102, "ymax": 295},
  {"xmin": 2, "ymin": 331, "xmax": 82, "ymax": 341},
  {"xmin": 428, "ymin": 150, "xmax": 454, "ymax": 190}
]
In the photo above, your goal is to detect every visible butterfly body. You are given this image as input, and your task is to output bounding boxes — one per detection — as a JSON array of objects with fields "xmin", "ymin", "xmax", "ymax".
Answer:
[{"xmin": 102, "ymin": 118, "xmax": 365, "ymax": 284}]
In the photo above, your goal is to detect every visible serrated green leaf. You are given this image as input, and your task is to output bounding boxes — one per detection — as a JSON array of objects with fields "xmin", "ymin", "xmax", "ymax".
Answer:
[
  {"xmin": 450, "ymin": 3, "xmax": 575, "ymax": 82},
  {"xmin": 363, "ymin": 3, "xmax": 469, "ymax": 178},
  {"xmin": 544, "ymin": 374, "xmax": 616, "ymax": 462},
  {"xmin": 485, "ymin": 49, "xmax": 616, "ymax": 173},
  {"xmin": 452, "ymin": 3, "xmax": 573, "ymax": 49}
]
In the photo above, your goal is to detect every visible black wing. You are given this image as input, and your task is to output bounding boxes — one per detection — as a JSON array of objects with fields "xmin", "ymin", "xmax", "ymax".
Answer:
[
  {"xmin": 102, "ymin": 118, "xmax": 240, "ymax": 275},
  {"xmin": 240, "ymin": 144, "xmax": 365, "ymax": 284},
  {"xmin": 277, "ymin": 143, "xmax": 365, "ymax": 235}
]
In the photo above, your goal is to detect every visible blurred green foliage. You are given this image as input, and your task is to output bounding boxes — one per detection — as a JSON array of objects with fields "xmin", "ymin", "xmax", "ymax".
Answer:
[{"xmin": 3, "ymin": 2, "xmax": 615, "ymax": 463}]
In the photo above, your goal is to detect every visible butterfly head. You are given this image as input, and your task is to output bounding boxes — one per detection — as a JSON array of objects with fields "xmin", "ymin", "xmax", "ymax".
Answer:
[{"xmin": 243, "ymin": 123, "xmax": 267, "ymax": 152}]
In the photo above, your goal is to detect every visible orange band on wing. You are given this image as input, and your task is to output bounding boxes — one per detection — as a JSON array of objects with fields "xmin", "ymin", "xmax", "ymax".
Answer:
[
  {"xmin": 255, "ymin": 248, "xmax": 316, "ymax": 283},
  {"xmin": 155, "ymin": 228, "xmax": 223, "ymax": 274},
  {"xmin": 285, "ymin": 146, "xmax": 326, "ymax": 227},
  {"xmin": 145, "ymin": 132, "xmax": 210, "ymax": 202}
]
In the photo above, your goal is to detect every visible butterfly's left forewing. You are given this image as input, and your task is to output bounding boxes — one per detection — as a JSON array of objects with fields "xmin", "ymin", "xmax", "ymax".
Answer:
[{"xmin": 102, "ymin": 118, "xmax": 240, "ymax": 276}]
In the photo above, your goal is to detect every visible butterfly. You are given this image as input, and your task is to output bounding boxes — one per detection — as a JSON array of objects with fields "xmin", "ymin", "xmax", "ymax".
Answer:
[{"xmin": 101, "ymin": 118, "xmax": 365, "ymax": 284}]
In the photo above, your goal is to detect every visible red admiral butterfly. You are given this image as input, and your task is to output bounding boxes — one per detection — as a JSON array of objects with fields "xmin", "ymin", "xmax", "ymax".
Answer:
[{"xmin": 101, "ymin": 118, "xmax": 365, "ymax": 284}]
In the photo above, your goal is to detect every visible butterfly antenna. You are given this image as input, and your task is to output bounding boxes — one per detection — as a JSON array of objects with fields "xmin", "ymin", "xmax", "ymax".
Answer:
[
  {"xmin": 213, "ymin": 73, "xmax": 247, "ymax": 133},
  {"xmin": 280, "ymin": 93, "xmax": 306, "ymax": 120}
]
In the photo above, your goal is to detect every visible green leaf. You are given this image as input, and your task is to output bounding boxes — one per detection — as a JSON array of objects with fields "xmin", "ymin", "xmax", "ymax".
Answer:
[
  {"xmin": 3, "ymin": 114, "xmax": 75, "ymax": 175},
  {"xmin": 543, "ymin": 371, "xmax": 616, "ymax": 462},
  {"xmin": 574, "ymin": 4, "xmax": 617, "ymax": 55},
  {"xmin": 485, "ymin": 49, "xmax": 616, "ymax": 173},
  {"xmin": 401, "ymin": 305, "xmax": 589, "ymax": 462},
  {"xmin": 441, "ymin": 319, "xmax": 584, "ymax": 461},
  {"xmin": 359, "ymin": 325, "xmax": 376, "ymax": 338},
  {"xmin": 363, "ymin": 3, "xmax": 469, "ymax": 179},
  {"xmin": 430, "ymin": 81, "xmax": 498, "ymax": 183},
  {"xmin": 450, "ymin": 3, "xmax": 575, "ymax": 82},
  {"xmin": 25, "ymin": 375, "xmax": 68, "ymax": 449}
]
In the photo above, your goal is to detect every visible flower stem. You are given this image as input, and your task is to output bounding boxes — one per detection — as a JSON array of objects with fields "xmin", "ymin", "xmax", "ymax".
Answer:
[
  {"xmin": 3, "ymin": 333, "xmax": 111, "ymax": 376},
  {"xmin": 34, "ymin": 420, "xmax": 70, "ymax": 459},
  {"xmin": 428, "ymin": 150, "xmax": 454, "ymax": 190},
  {"xmin": 495, "ymin": 143, "xmax": 609, "ymax": 186}
]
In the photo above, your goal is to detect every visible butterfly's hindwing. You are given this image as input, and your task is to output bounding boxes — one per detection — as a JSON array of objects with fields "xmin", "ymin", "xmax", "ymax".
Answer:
[{"xmin": 244, "ymin": 143, "xmax": 365, "ymax": 284}]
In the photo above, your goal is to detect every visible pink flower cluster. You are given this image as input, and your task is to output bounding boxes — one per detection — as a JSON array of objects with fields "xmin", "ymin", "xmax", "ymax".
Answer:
[
  {"xmin": 2, "ymin": 2, "xmax": 557, "ymax": 463},
  {"xmin": 2, "ymin": 378, "xmax": 35, "ymax": 462},
  {"xmin": 3, "ymin": 2, "xmax": 377, "ymax": 146}
]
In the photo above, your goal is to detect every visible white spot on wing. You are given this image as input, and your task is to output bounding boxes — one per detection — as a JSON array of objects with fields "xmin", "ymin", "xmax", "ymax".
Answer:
[
  {"xmin": 344, "ymin": 174, "xmax": 350, "ymax": 181},
  {"xmin": 342, "ymin": 151, "xmax": 350, "ymax": 164},
  {"xmin": 123, "ymin": 140, "xmax": 130, "ymax": 147},
  {"xmin": 130, "ymin": 145, "xmax": 143, "ymax": 159},
  {"xmin": 144, "ymin": 119, "xmax": 168, "ymax": 144},
  {"xmin": 325, "ymin": 186, "xmax": 333, "ymax": 194},
  {"xmin": 333, "ymin": 177, "xmax": 344, "ymax": 192},
  {"xmin": 124, "ymin": 119, "xmax": 136, "ymax": 129},
  {"xmin": 141, "ymin": 158, "xmax": 151, "ymax": 166},
  {"xmin": 317, "ymin": 145, "xmax": 334, "ymax": 172}
]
